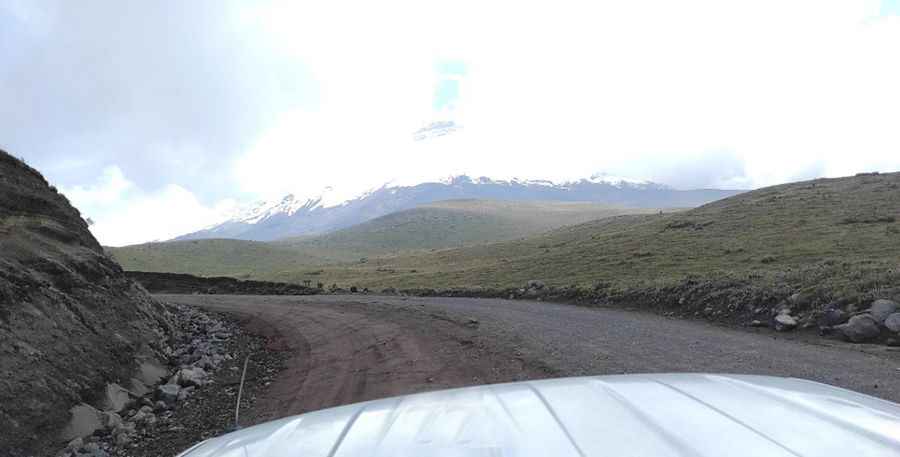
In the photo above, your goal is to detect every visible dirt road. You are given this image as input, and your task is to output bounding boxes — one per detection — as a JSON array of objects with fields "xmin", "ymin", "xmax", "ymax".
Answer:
[{"xmin": 158, "ymin": 294, "xmax": 900, "ymax": 426}]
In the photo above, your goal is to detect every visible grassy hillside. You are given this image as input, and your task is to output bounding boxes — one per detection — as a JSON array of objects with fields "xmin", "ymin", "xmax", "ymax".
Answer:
[
  {"xmin": 108, "ymin": 239, "xmax": 331, "ymax": 278},
  {"xmin": 269, "ymin": 173, "xmax": 900, "ymax": 302},
  {"xmin": 110, "ymin": 199, "xmax": 654, "ymax": 277},
  {"xmin": 275, "ymin": 200, "xmax": 657, "ymax": 258}
]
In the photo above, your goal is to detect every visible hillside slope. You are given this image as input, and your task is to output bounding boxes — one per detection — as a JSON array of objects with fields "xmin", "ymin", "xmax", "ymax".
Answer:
[
  {"xmin": 176, "ymin": 175, "xmax": 740, "ymax": 241},
  {"xmin": 0, "ymin": 151, "xmax": 171, "ymax": 456},
  {"xmin": 109, "ymin": 238, "xmax": 330, "ymax": 279},
  {"xmin": 274, "ymin": 173, "xmax": 900, "ymax": 303},
  {"xmin": 277, "ymin": 200, "xmax": 659, "ymax": 257},
  {"xmin": 110, "ymin": 200, "xmax": 658, "ymax": 277}
]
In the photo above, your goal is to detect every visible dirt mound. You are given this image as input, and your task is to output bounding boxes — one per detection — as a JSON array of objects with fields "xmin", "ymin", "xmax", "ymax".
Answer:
[
  {"xmin": 0, "ymin": 151, "xmax": 171, "ymax": 456},
  {"xmin": 126, "ymin": 271, "xmax": 319, "ymax": 295}
]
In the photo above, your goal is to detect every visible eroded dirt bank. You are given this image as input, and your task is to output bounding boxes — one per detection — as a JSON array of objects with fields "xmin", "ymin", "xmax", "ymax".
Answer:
[{"xmin": 160, "ymin": 293, "xmax": 900, "ymax": 431}]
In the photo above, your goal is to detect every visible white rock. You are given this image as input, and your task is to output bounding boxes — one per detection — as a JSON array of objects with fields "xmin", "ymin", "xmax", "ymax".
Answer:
[{"xmin": 774, "ymin": 313, "xmax": 797, "ymax": 331}]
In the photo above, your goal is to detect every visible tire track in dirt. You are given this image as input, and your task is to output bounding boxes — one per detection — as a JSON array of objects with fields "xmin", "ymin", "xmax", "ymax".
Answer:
[{"xmin": 157, "ymin": 294, "xmax": 900, "ymax": 427}]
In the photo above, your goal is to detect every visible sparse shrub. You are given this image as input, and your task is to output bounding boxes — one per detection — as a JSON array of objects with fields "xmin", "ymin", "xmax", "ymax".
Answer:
[
  {"xmin": 839, "ymin": 215, "xmax": 896, "ymax": 225},
  {"xmin": 760, "ymin": 255, "xmax": 777, "ymax": 264},
  {"xmin": 350, "ymin": 286, "xmax": 358, "ymax": 293},
  {"xmin": 664, "ymin": 220, "xmax": 695, "ymax": 230}
]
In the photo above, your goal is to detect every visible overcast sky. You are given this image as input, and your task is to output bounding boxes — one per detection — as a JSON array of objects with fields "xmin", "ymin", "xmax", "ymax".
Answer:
[{"xmin": 2, "ymin": 0, "xmax": 900, "ymax": 246}]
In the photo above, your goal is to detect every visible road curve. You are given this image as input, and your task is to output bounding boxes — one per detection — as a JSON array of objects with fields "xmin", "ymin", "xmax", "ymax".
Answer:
[{"xmin": 157, "ymin": 294, "xmax": 900, "ymax": 426}]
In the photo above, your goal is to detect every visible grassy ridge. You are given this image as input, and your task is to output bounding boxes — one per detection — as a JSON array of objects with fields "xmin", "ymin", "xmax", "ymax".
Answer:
[
  {"xmin": 110, "ymin": 199, "xmax": 652, "ymax": 277},
  {"xmin": 268, "ymin": 173, "xmax": 900, "ymax": 300}
]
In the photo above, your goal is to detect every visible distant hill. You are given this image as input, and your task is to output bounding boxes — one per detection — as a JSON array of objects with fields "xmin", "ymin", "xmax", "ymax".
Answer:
[
  {"xmin": 110, "ymin": 200, "xmax": 661, "ymax": 276},
  {"xmin": 263, "ymin": 173, "xmax": 900, "ymax": 300},
  {"xmin": 175, "ymin": 174, "xmax": 742, "ymax": 241}
]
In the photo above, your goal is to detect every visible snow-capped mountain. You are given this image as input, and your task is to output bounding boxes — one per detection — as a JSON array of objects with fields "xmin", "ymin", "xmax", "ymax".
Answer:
[{"xmin": 175, "ymin": 175, "xmax": 743, "ymax": 242}]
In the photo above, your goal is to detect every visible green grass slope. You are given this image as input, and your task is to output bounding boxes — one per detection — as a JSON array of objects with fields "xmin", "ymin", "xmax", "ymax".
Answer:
[
  {"xmin": 108, "ymin": 238, "xmax": 331, "ymax": 278},
  {"xmin": 275, "ymin": 200, "xmax": 657, "ymax": 259},
  {"xmin": 275, "ymin": 173, "xmax": 900, "ymax": 300},
  {"xmin": 110, "ymin": 199, "xmax": 653, "ymax": 277}
]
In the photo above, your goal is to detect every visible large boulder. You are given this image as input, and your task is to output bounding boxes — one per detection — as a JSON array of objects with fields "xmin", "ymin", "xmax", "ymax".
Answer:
[
  {"xmin": 837, "ymin": 314, "xmax": 881, "ymax": 343},
  {"xmin": 868, "ymin": 299, "xmax": 899, "ymax": 323},
  {"xmin": 884, "ymin": 313, "xmax": 900, "ymax": 333}
]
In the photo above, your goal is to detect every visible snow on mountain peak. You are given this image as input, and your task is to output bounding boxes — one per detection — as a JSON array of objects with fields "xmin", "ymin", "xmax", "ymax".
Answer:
[
  {"xmin": 210, "ymin": 172, "xmax": 658, "ymax": 229},
  {"xmin": 583, "ymin": 173, "xmax": 665, "ymax": 189}
]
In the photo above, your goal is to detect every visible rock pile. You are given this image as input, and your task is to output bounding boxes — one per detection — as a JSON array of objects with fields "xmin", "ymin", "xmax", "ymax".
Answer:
[
  {"xmin": 59, "ymin": 305, "xmax": 236, "ymax": 457},
  {"xmin": 832, "ymin": 299, "xmax": 899, "ymax": 344}
]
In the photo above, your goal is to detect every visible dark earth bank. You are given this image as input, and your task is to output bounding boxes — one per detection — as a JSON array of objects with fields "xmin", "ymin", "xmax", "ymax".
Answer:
[
  {"xmin": 0, "ymin": 151, "xmax": 172, "ymax": 457},
  {"xmin": 125, "ymin": 271, "xmax": 318, "ymax": 296}
]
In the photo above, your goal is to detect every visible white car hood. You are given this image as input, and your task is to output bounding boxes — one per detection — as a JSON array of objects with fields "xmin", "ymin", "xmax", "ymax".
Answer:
[{"xmin": 177, "ymin": 373, "xmax": 900, "ymax": 457}]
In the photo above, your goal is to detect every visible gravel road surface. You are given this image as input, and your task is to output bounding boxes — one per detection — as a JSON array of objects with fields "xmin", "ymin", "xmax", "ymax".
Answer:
[{"xmin": 157, "ymin": 294, "xmax": 900, "ymax": 426}]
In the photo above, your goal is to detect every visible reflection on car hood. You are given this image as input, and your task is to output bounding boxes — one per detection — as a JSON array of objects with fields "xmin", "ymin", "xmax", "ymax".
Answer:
[{"xmin": 177, "ymin": 373, "xmax": 900, "ymax": 457}]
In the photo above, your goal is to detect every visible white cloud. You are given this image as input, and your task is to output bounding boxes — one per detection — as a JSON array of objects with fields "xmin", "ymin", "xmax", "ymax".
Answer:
[
  {"xmin": 231, "ymin": 0, "xmax": 900, "ymax": 197},
  {"xmin": 22, "ymin": 0, "xmax": 900, "ymax": 244},
  {"xmin": 62, "ymin": 167, "xmax": 235, "ymax": 246}
]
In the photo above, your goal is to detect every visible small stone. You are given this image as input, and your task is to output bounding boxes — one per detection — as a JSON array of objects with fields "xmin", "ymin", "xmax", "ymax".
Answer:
[
  {"xmin": 750, "ymin": 320, "xmax": 765, "ymax": 327},
  {"xmin": 774, "ymin": 313, "xmax": 798, "ymax": 331},
  {"xmin": 177, "ymin": 386, "xmax": 195, "ymax": 402},
  {"xmin": 175, "ymin": 366, "xmax": 207, "ymax": 387},
  {"xmin": 818, "ymin": 307, "xmax": 848, "ymax": 327},
  {"xmin": 66, "ymin": 437, "xmax": 84, "ymax": 450},
  {"xmin": 884, "ymin": 313, "xmax": 900, "ymax": 333},
  {"xmin": 156, "ymin": 384, "xmax": 180, "ymax": 405},
  {"xmin": 115, "ymin": 432, "xmax": 132, "ymax": 446}
]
